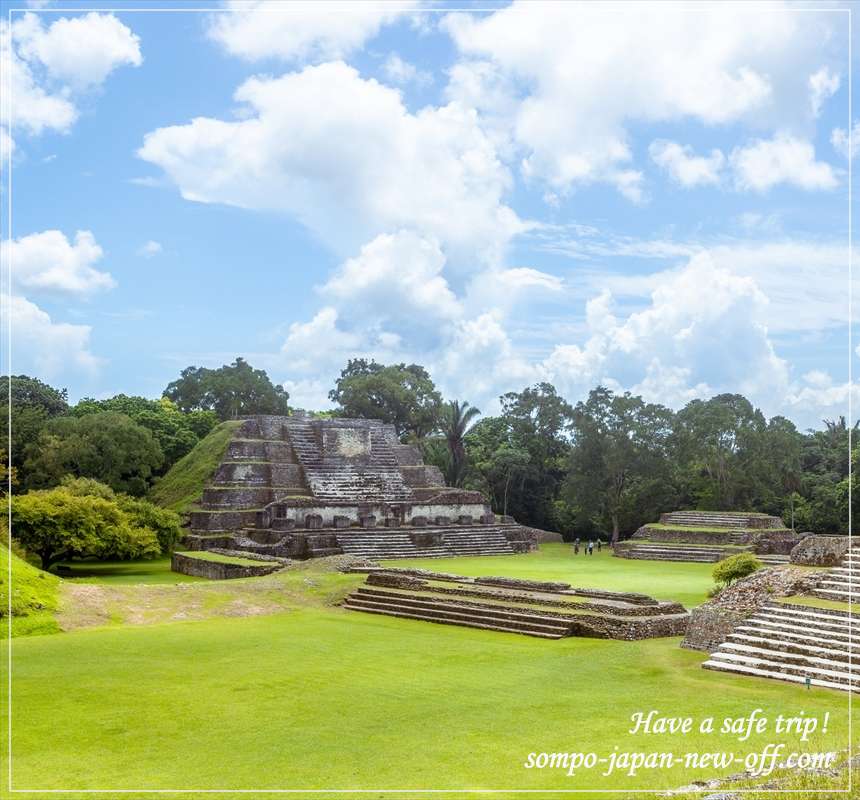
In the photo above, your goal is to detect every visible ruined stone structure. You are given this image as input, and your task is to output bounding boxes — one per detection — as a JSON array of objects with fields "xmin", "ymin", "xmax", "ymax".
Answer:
[
  {"xmin": 614, "ymin": 510, "xmax": 803, "ymax": 564},
  {"xmin": 790, "ymin": 534, "xmax": 851, "ymax": 567},
  {"xmin": 181, "ymin": 415, "xmax": 542, "ymax": 564},
  {"xmin": 343, "ymin": 567, "xmax": 689, "ymax": 639},
  {"xmin": 684, "ymin": 551, "xmax": 858, "ymax": 693}
]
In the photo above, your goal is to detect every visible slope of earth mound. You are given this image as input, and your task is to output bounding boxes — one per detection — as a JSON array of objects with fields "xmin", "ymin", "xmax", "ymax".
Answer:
[
  {"xmin": 0, "ymin": 547, "xmax": 61, "ymax": 636},
  {"xmin": 148, "ymin": 420, "xmax": 242, "ymax": 513}
]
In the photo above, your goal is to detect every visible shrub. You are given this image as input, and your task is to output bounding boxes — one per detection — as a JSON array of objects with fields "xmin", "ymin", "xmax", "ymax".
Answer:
[{"xmin": 712, "ymin": 552, "xmax": 763, "ymax": 587}]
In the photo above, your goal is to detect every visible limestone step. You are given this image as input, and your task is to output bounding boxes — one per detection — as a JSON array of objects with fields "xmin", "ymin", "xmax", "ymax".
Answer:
[
  {"xmin": 343, "ymin": 601, "xmax": 565, "ymax": 638},
  {"xmin": 702, "ymin": 658, "xmax": 856, "ymax": 692},
  {"xmin": 703, "ymin": 650, "xmax": 856, "ymax": 687},
  {"xmin": 343, "ymin": 595, "xmax": 569, "ymax": 638},
  {"xmin": 726, "ymin": 632, "xmax": 860, "ymax": 662},
  {"xmin": 813, "ymin": 588, "xmax": 857, "ymax": 602},
  {"xmin": 734, "ymin": 624, "xmax": 851, "ymax": 651},
  {"xmin": 716, "ymin": 641, "xmax": 858, "ymax": 673},
  {"xmin": 354, "ymin": 587, "xmax": 572, "ymax": 629},
  {"xmin": 757, "ymin": 554, "xmax": 791, "ymax": 565},
  {"xmin": 743, "ymin": 613, "xmax": 852, "ymax": 640}
]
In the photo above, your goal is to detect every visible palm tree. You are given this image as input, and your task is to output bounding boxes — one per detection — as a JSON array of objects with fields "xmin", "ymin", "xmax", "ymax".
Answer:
[{"xmin": 442, "ymin": 400, "xmax": 481, "ymax": 487}]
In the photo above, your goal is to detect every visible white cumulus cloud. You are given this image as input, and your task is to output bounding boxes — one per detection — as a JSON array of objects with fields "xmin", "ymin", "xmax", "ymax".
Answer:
[
  {"xmin": 207, "ymin": 0, "xmax": 414, "ymax": 62},
  {"xmin": 831, "ymin": 120, "xmax": 859, "ymax": 160},
  {"xmin": 808, "ymin": 66, "xmax": 839, "ymax": 118},
  {"xmin": 730, "ymin": 133, "xmax": 838, "ymax": 192},
  {"xmin": 649, "ymin": 140, "xmax": 725, "ymax": 187},
  {"xmin": 2, "ymin": 229, "xmax": 115, "ymax": 295},
  {"xmin": 382, "ymin": 53, "xmax": 431, "ymax": 87},
  {"xmin": 136, "ymin": 240, "xmax": 163, "ymax": 258},
  {"xmin": 14, "ymin": 11, "xmax": 141, "ymax": 89},
  {"xmin": 2, "ymin": 294, "xmax": 101, "ymax": 377},
  {"xmin": 443, "ymin": 0, "xmax": 837, "ymax": 199},
  {"xmin": 1, "ymin": 11, "xmax": 141, "ymax": 164},
  {"xmin": 138, "ymin": 61, "xmax": 521, "ymax": 265}
]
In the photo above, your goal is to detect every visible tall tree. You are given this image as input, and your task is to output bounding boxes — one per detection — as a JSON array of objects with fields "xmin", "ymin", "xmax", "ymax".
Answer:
[
  {"xmin": 164, "ymin": 358, "xmax": 290, "ymax": 420},
  {"xmin": 328, "ymin": 359, "xmax": 442, "ymax": 439},
  {"xmin": 441, "ymin": 400, "xmax": 481, "ymax": 487},
  {"xmin": 496, "ymin": 383, "xmax": 574, "ymax": 530},
  {"xmin": 73, "ymin": 395, "xmax": 216, "ymax": 469},
  {"xmin": 23, "ymin": 412, "xmax": 164, "ymax": 496},
  {"xmin": 671, "ymin": 394, "xmax": 766, "ymax": 509},
  {"xmin": 566, "ymin": 387, "xmax": 675, "ymax": 545},
  {"xmin": 0, "ymin": 375, "xmax": 68, "ymax": 471}
]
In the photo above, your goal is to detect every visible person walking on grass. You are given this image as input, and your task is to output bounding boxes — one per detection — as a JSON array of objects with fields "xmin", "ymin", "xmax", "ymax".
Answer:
[
  {"xmin": 597, "ymin": 539, "xmax": 602, "ymax": 553},
  {"xmin": 587, "ymin": 540, "xmax": 594, "ymax": 556},
  {"xmin": 573, "ymin": 537, "xmax": 580, "ymax": 555}
]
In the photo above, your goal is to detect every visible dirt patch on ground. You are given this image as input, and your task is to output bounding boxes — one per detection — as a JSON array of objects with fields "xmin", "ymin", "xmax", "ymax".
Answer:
[{"xmin": 55, "ymin": 561, "xmax": 363, "ymax": 631}]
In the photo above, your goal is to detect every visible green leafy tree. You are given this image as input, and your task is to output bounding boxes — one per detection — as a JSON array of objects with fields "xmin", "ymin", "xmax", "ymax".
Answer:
[
  {"xmin": 0, "ymin": 375, "xmax": 69, "ymax": 472},
  {"xmin": 672, "ymin": 394, "xmax": 768, "ymax": 510},
  {"xmin": 164, "ymin": 358, "xmax": 290, "ymax": 420},
  {"xmin": 72, "ymin": 395, "xmax": 215, "ymax": 468},
  {"xmin": 497, "ymin": 383, "xmax": 573, "ymax": 529},
  {"xmin": 328, "ymin": 359, "xmax": 442, "ymax": 439},
  {"xmin": 60, "ymin": 476, "xmax": 182, "ymax": 553},
  {"xmin": 566, "ymin": 387, "xmax": 675, "ymax": 545},
  {"xmin": 22, "ymin": 412, "xmax": 164, "ymax": 496},
  {"xmin": 11, "ymin": 488, "xmax": 161, "ymax": 569},
  {"xmin": 441, "ymin": 400, "xmax": 481, "ymax": 487}
]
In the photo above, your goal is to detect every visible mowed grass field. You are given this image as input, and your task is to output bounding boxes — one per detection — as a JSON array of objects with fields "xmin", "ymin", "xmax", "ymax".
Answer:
[
  {"xmin": 2, "ymin": 544, "xmax": 853, "ymax": 798},
  {"xmin": 387, "ymin": 543, "xmax": 718, "ymax": 608}
]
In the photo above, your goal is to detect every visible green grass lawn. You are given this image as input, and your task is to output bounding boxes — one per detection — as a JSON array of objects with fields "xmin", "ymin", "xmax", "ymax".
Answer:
[
  {"xmin": 4, "ymin": 606, "xmax": 850, "ymax": 798},
  {"xmin": 56, "ymin": 557, "xmax": 205, "ymax": 585},
  {"xmin": 0, "ymin": 547, "xmax": 60, "ymax": 636},
  {"xmin": 3, "ymin": 544, "xmax": 853, "ymax": 798},
  {"xmin": 387, "ymin": 543, "xmax": 718, "ymax": 608}
]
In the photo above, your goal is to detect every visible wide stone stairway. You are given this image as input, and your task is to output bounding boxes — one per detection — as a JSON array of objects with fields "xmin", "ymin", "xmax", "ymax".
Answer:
[
  {"xmin": 283, "ymin": 417, "xmax": 413, "ymax": 502},
  {"xmin": 702, "ymin": 602, "xmax": 857, "ymax": 692},
  {"xmin": 617, "ymin": 543, "xmax": 741, "ymax": 563},
  {"xmin": 335, "ymin": 525, "xmax": 515, "ymax": 559},
  {"xmin": 812, "ymin": 546, "xmax": 860, "ymax": 602}
]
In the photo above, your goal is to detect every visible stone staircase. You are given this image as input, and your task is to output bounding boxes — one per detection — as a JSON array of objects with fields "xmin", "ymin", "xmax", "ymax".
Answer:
[
  {"xmin": 703, "ymin": 603, "xmax": 857, "ymax": 692},
  {"xmin": 335, "ymin": 525, "xmax": 516, "ymax": 559},
  {"xmin": 283, "ymin": 417, "xmax": 413, "ymax": 502},
  {"xmin": 812, "ymin": 546, "xmax": 859, "ymax": 602},
  {"xmin": 660, "ymin": 511, "xmax": 782, "ymax": 529},
  {"xmin": 343, "ymin": 586, "xmax": 572, "ymax": 638},
  {"xmin": 757, "ymin": 554, "xmax": 791, "ymax": 566},
  {"xmin": 663, "ymin": 511, "xmax": 749, "ymax": 528},
  {"xmin": 616, "ymin": 543, "xmax": 744, "ymax": 562}
]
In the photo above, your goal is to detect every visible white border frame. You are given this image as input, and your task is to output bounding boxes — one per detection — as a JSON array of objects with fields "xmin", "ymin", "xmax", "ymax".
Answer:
[{"xmin": 1, "ymin": 0, "xmax": 854, "ymax": 795}]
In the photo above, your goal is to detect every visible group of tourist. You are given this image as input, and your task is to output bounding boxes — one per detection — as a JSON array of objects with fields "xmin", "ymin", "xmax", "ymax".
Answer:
[{"xmin": 572, "ymin": 538, "xmax": 601, "ymax": 556}]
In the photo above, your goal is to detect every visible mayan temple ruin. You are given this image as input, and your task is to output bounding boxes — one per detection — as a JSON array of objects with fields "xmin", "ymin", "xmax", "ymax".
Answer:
[
  {"xmin": 614, "ymin": 510, "xmax": 803, "ymax": 564},
  {"xmin": 179, "ymin": 415, "xmax": 543, "ymax": 568}
]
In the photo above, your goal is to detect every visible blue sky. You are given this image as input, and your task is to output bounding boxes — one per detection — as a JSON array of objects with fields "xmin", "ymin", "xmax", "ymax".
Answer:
[{"xmin": 0, "ymin": 0, "xmax": 856, "ymax": 430}]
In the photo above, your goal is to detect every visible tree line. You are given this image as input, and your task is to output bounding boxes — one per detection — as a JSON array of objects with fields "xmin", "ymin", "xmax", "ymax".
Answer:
[{"xmin": 2, "ymin": 357, "xmax": 854, "ymax": 545}]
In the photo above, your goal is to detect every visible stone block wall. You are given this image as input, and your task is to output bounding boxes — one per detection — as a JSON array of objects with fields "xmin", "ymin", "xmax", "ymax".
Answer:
[{"xmin": 171, "ymin": 551, "xmax": 282, "ymax": 579}]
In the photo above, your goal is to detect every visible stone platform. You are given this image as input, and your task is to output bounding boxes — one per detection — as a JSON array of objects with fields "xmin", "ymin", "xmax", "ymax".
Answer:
[
  {"xmin": 179, "ymin": 415, "xmax": 543, "ymax": 572},
  {"xmin": 342, "ymin": 568, "xmax": 689, "ymax": 639},
  {"xmin": 615, "ymin": 510, "xmax": 803, "ymax": 564}
]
